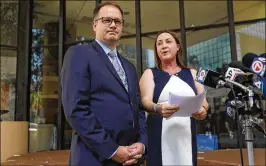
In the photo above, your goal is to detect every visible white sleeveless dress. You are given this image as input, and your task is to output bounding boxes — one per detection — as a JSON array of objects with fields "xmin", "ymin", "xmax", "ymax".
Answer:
[{"xmin": 146, "ymin": 68, "xmax": 198, "ymax": 166}]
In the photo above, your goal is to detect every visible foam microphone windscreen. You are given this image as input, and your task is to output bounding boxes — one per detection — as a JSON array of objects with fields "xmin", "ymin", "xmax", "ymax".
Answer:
[
  {"xmin": 228, "ymin": 61, "xmax": 250, "ymax": 72},
  {"xmin": 260, "ymin": 53, "xmax": 266, "ymax": 58},
  {"xmin": 242, "ymin": 52, "xmax": 258, "ymax": 68},
  {"xmin": 221, "ymin": 63, "xmax": 229, "ymax": 74}
]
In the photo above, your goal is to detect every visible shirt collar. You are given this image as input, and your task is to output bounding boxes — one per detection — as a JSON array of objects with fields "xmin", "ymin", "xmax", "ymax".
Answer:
[{"xmin": 95, "ymin": 39, "xmax": 117, "ymax": 56}]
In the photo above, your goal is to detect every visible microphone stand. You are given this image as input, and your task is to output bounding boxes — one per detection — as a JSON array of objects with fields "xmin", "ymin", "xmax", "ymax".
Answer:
[
  {"xmin": 243, "ymin": 115, "xmax": 255, "ymax": 166},
  {"xmin": 228, "ymin": 89, "xmax": 244, "ymax": 166},
  {"xmin": 215, "ymin": 77, "xmax": 264, "ymax": 165},
  {"xmin": 220, "ymin": 79, "xmax": 257, "ymax": 166},
  {"xmin": 243, "ymin": 92, "xmax": 266, "ymax": 166}
]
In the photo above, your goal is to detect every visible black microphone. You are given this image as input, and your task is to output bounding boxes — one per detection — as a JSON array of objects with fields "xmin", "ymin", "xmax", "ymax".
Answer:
[
  {"xmin": 221, "ymin": 63, "xmax": 229, "ymax": 75},
  {"xmin": 228, "ymin": 61, "xmax": 251, "ymax": 73},
  {"xmin": 242, "ymin": 52, "xmax": 258, "ymax": 69},
  {"xmin": 241, "ymin": 53, "xmax": 266, "ymax": 98},
  {"xmin": 196, "ymin": 67, "xmax": 223, "ymax": 88},
  {"xmin": 260, "ymin": 53, "xmax": 266, "ymax": 58}
]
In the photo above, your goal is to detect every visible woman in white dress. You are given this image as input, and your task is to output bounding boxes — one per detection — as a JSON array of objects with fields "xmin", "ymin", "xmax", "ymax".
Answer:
[{"xmin": 139, "ymin": 31, "xmax": 209, "ymax": 166}]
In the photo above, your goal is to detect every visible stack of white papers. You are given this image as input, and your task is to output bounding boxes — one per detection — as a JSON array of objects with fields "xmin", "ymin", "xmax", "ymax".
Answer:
[{"xmin": 168, "ymin": 91, "xmax": 206, "ymax": 117}]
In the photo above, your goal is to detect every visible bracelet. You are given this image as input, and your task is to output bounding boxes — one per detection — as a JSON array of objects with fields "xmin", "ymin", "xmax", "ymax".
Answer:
[{"xmin": 153, "ymin": 103, "xmax": 158, "ymax": 113}]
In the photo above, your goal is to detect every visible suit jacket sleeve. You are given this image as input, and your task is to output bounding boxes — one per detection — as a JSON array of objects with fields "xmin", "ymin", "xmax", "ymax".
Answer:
[{"xmin": 61, "ymin": 46, "xmax": 118, "ymax": 160}]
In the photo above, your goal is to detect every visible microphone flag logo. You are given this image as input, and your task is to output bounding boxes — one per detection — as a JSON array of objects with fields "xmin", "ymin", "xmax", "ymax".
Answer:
[
  {"xmin": 196, "ymin": 68, "xmax": 207, "ymax": 83},
  {"xmin": 252, "ymin": 61, "xmax": 263, "ymax": 74}
]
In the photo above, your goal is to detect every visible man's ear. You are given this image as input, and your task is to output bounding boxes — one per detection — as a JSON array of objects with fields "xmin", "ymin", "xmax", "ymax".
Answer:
[{"xmin": 92, "ymin": 21, "xmax": 97, "ymax": 31}]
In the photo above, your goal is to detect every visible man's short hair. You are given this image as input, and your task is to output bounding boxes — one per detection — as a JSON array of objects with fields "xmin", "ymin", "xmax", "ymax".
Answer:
[{"xmin": 93, "ymin": 2, "xmax": 124, "ymax": 19}]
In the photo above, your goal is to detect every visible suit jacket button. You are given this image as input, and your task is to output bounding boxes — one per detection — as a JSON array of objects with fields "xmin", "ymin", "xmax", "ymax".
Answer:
[{"xmin": 129, "ymin": 120, "xmax": 133, "ymax": 126}]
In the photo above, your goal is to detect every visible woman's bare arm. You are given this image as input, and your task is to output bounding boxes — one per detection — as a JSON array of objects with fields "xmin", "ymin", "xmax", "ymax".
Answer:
[{"xmin": 139, "ymin": 69, "xmax": 156, "ymax": 113}]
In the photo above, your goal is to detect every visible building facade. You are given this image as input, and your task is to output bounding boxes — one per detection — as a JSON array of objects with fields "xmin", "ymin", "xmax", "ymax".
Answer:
[{"xmin": 1, "ymin": 0, "xmax": 265, "ymax": 152}]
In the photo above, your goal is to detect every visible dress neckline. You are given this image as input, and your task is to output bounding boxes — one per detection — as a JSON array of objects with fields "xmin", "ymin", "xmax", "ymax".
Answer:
[{"xmin": 161, "ymin": 68, "xmax": 183, "ymax": 76}]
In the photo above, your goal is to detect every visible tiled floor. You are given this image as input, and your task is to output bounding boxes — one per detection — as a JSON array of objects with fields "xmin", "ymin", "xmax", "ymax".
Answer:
[
  {"xmin": 2, "ymin": 150, "xmax": 69, "ymax": 166},
  {"xmin": 1, "ymin": 149, "xmax": 265, "ymax": 166},
  {"xmin": 198, "ymin": 148, "xmax": 265, "ymax": 165}
]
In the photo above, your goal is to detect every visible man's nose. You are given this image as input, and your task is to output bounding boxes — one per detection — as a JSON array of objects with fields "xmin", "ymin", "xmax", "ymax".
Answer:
[{"xmin": 109, "ymin": 20, "xmax": 116, "ymax": 27}]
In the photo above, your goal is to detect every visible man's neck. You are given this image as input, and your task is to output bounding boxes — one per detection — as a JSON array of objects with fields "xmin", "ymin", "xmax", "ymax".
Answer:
[{"xmin": 97, "ymin": 39, "xmax": 117, "ymax": 50}]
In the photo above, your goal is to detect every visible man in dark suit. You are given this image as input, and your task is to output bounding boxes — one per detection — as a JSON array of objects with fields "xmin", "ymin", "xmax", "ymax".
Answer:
[{"xmin": 61, "ymin": 2, "xmax": 147, "ymax": 166}]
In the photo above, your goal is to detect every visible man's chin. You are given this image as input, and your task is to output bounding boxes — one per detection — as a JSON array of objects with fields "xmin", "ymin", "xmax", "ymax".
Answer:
[{"xmin": 106, "ymin": 36, "xmax": 119, "ymax": 42}]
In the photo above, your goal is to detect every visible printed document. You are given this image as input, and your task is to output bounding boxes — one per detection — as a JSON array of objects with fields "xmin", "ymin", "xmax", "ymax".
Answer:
[{"xmin": 168, "ymin": 91, "xmax": 206, "ymax": 117}]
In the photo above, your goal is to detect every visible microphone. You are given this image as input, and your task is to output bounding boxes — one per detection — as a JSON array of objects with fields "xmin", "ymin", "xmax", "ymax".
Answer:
[
  {"xmin": 196, "ymin": 66, "xmax": 262, "ymax": 104},
  {"xmin": 242, "ymin": 52, "xmax": 258, "ymax": 69},
  {"xmin": 242, "ymin": 52, "xmax": 266, "ymax": 77},
  {"xmin": 260, "ymin": 53, "xmax": 266, "ymax": 58},
  {"xmin": 228, "ymin": 61, "xmax": 251, "ymax": 73},
  {"xmin": 196, "ymin": 67, "xmax": 223, "ymax": 88},
  {"xmin": 238, "ymin": 53, "xmax": 266, "ymax": 98},
  {"xmin": 222, "ymin": 64, "xmax": 254, "ymax": 95},
  {"xmin": 252, "ymin": 75, "xmax": 266, "ymax": 99},
  {"xmin": 215, "ymin": 77, "xmax": 262, "ymax": 108},
  {"xmin": 249, "ymin": 57, "xmax": 266, "ymax": 77},
  {"xmin": 225, "ymin": 67, "xmax": 246, "ymax": 80}
]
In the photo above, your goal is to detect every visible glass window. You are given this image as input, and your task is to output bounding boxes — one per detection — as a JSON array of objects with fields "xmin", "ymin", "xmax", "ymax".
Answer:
[
  {"xmin": 0, "ymin": 1, "xmax": 18, "ymax": 121},
  {"xmin": 187, "ymin": 27, "xmax": 231, "ymax": 71},
  {"xmin": 142, "ymin": 35, "xmax": 156, "ymax": 70},
  {"xmin": 0, "ymin": 1, "xmax": 18, "ymax": 46},
  {"xmin": 186, "ymin": 27, "xmax": 241, "ymax": 151},
  {"xmin": 234, "ymin": 1, "xmax": 265, "ymax": 22},
  {"xmin": 184, "ymin": 1, "xmax": 228, "ymax": 27},
  {"xmin": 118, "ymin": 38, "xmax": 137, "ymax": 67},
  {"xmin": 235, "ymin": 21, "xmax": 266, "ymax": 61},
  {"xmin": 65, "ymin": 1, "xmax": 95, "ymax": 45},
  {"xmin": 140, "ymin": 1, "xmax": 180, "ymax": 70},
  {"xmin": 29, "ymin": 1, "xmax": 59, "ymax": 152},
  {"xmin": 0, "ymin": 48, "xmax": 17, "ymax": 121},
  {"xmin": 141, "ymin": 1, "xmax": 180, "ymax": 33}
]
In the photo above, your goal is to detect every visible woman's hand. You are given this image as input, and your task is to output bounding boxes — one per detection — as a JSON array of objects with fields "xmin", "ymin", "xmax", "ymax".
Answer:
[
  {"xmin": 192, "ymin": 106, "xmax": 207, "ymax": 120},
  {"xmin": 156, "ymin": 104, "xmax": 180, "ymax": 118}
]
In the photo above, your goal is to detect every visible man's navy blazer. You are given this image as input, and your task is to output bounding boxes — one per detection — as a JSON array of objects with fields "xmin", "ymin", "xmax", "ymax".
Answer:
[{"xmin": 61, "ymin": 40, "xmax": 147, "ymax": 166}]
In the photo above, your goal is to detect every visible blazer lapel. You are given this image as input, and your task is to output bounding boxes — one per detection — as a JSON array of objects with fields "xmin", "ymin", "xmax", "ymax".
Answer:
[{"xmin": 91, "ymin": 41, "xmax": 128, "ymax": 93}]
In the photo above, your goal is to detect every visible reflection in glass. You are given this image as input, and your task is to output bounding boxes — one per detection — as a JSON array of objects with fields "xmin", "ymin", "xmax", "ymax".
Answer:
[
  {"xmin": 65, "ymin": 1, "xmax": 95, "ymax": 44},
  {"xmin": 142, "ymin": 49, "xmax": 155, "ymax": 70},
  {"xmin": 0, "ymin": 48, "xmax": 17, "ymax": 121},
  {"xmin": 118, "ymin": 43, "xmax": 137, "ymax": 67},
  {"xmin": 235, "ymin": 21, "xmax": 265, "ymax": 59},
  {"xmin": 29, "ymin": 2, "xmax": 59, "ymax": 152},
  {"xmin": 0, "ymin": 1, "xmax": 18, "ymax": 46},
  {"xmin": 141, "ymin": 1, "xmax": 180, "ymax": 33},
  {"xmin": 186, "ymin": 27, "xmax": 240, "ymax": 150},
  {"xmin": 234, "ymin": 1, "xmax": 265, "ymax": 22},
  {"xmin": 184, "ymin": 1, "xmax": 227, "ymax": 27},
  {"xmin": 187, "ymin": 28, "xmax": 231, "ymax": 71}
]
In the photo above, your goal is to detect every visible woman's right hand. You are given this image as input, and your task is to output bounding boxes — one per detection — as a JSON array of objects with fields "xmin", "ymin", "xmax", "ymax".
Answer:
[{"xmin": 156, "ymin": 104, "xmax": 180, "ymax": 118}]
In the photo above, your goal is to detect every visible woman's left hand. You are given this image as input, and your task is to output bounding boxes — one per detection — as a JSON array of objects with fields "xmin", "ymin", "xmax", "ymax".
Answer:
[{"xmin": 192, "ymin": 107, "xmax": 207, "ymax": 120}]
